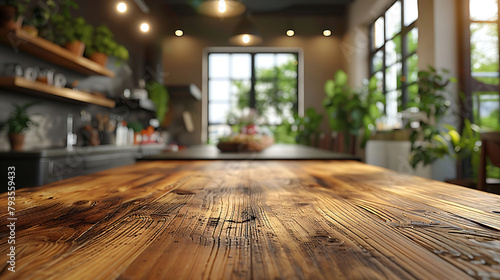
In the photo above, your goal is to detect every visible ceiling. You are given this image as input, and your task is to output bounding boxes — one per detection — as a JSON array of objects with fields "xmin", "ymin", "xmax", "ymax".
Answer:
[{"xmin": 156, "ymin": 0, "xmax": 354, "ymax": 16}]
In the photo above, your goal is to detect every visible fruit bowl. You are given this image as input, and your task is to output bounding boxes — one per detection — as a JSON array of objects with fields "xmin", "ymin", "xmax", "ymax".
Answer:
[{"xmin": 217, "ymin": 134, "xmax": 274, "ymax": 152}]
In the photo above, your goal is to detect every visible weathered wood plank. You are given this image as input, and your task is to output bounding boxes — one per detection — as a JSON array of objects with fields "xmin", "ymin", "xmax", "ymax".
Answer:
[{"xmin": 0, "ymin": 160, "xmax": 499, "ymax": 279}]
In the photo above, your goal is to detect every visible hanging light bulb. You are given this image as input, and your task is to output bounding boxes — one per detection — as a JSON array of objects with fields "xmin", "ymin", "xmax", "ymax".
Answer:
[
  {"xmin": 229, "ymin": 15, "xmax": 262, "ymax": 46},
  {"xmin": 218, "ymin": 0, "xmax": 227, "ymax": 13},
  {"xmin": 242, "ymin": 34, "xmax": 250, "ymax": 44},
  {"xmin": 199, "ymin": 0, "xmax": 245, "ymax": 18}
]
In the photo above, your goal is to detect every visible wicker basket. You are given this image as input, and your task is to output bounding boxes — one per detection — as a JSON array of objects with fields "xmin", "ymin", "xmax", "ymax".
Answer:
[{"xmin": 217, "ymin": 136, "xmax": 274, "ymax": 152}]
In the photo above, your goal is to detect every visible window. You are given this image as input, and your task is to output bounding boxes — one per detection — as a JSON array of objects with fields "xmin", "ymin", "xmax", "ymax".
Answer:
[
  {"xmin": 467, "ymin": 0, "xmax": 500, "ymax": 131},
  {"xmin": 369, "ymin": 0, "xmax": 419, "ymax": 128},
  {"xmin": 207, "ymin": 52, "xmax": 299, "ymax": 143}
]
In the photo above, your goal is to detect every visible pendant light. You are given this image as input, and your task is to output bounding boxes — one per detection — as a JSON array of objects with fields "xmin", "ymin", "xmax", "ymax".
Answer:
[
  {"xmin": 229, "ymin": 15, "xmax": 262, "ymax": 45},
  {"xmin": 198, "ymin": 0, "xmax": 246, "ymax": 18}
]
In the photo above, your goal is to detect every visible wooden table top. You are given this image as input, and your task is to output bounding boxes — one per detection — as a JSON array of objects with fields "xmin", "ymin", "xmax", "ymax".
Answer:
[{"xmin": 1, "ymin": 160, "xmax": 500, "ymax": 279}]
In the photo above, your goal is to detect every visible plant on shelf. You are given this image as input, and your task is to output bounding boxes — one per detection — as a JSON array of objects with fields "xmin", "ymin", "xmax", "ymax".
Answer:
[
  {"xmin": 0, "ymin": 0, "xmax": 30, "ymax": 30},
  {"xmin": 50, "ymin": 15, "xmax": 93, "ymax": 56},
  {"xmin": 36, "ymin": 0, "xmax": 92, "ymax": 56},
  {"xmin": 85, "ymin": 25, "xmax": 129, "ymax": 66},
  {"xmin": 147, "ymin": 81, "xmax": 170, "ymax": 124},
  {"xmin": 407, "ymin": 66, "xmax": 456, "ymax": 168},
  {"xmin": 1, "ymin": 102, "xmax": 39, "ymax": 151},
  {"xmin": 322, "ymin": 70, "xmax": 385, "ymax": 154}
]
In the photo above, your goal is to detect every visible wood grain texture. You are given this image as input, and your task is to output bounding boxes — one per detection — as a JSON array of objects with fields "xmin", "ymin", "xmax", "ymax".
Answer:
[
  {"xmin": 1, "ymin": 160, "xmax": 500, "ymax": 279},
  {"xmin": 0, "ymin": 77, "xmax": 116, "ymax": 108}
]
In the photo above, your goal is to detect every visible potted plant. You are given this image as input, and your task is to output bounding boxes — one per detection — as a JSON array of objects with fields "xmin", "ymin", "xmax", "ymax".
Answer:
[
  {"xmin": 442, "ymin": 119, "xmax": 481, "ymax": 187},
  {"xmin": 85, "ymin": 25, "xmax": 129, "ymax": 66},
  {"xmin": 288, "ymin": 107, "xmax": 324, "ymax": 146},
  {"xmin": 51, "ymin": 15, "xmax": 93, "ymax": 56},
  {"xmin": 407, "ymin": 67, "xmax": 456, "ymax": 168},
  {"xmin": 0, "ymin": 0, "xmax": 29, "ymax": 30},
  {"xmin": 322, "ymin": 70, "xmax": 385, "ymax": 154},
  {"xmin": 36, "ymin": 0, "xmax": 75, "ymax": 41},
  {"xmin": 147, "ymin": 81, "xmax": 170, "ymax": 125},
  {"xmin": 22, "ymin": 0, "xmax": 59, "ymax": 38},
  {"xmin": 2, "ymin": 102, "xmax": 38, "ymax": 151}
]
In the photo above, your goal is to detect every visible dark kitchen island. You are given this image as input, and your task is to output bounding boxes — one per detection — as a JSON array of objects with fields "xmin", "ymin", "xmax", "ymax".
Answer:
[{"xmin": 141, "ymin": 144, "xmax": 361, "ymax": 161}]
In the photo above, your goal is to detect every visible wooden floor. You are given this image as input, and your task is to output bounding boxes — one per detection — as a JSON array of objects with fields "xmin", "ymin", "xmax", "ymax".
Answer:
[{"xmin": 1, "ymin": 160, "xmax": 500, "ymax": 279}]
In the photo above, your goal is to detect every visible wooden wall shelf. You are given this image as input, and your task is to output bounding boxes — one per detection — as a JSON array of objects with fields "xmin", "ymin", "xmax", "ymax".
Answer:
[
  {"xmin": 0, "ymin": 77, "xmax": 116, "ymax": 108},
  {"xmin": 0, "ymin": 30, "xmax": 115, "ymax": 77}
]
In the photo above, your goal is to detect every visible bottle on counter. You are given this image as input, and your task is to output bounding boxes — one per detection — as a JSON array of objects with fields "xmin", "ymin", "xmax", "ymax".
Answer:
[
  {"xmin": 128, "ymin": 128, "xmax": 134, "ymax": 146},
  {"xmin": 116, "ymin": 121, "xmax": 128, "ymax": 146}
]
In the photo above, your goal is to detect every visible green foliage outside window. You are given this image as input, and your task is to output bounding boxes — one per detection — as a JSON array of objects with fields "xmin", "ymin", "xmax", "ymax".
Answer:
[
  {"xmin": 470, "ymin": 23, "xmax": 500, "ymax": 131},
  {"xmin": 229, "ymin": 58, "xmax": 299, "ymax": 142}
]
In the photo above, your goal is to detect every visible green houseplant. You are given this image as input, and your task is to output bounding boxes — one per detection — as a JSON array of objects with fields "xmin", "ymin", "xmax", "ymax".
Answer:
[
  {"xmin": 37, "ymin": 0, "xmax": 91, "ymax": 56},
  {"xmin": 51, "ymin": 15, "xmax": 93, "ymax": 56},
  {"xmin": 37, "ymin": 0, "xmax": 76, "ymax": 40},
  {"xmin": 288, "ymin": 108, "xmax": 324, "ymax": 146},
  {"xmin": 147, "ymin": 81, "xmax": 170, "ymax": 124},
  {"xmin": 444, "ymin": 119, "xmax": 481, "ymax": 179},
  {"xmin": 2, "ymin": 102, "xmax": 38, "ymax": 151},
  {"xmin": 407, "ymin": 67, "xmax": 456, "ymax": 168},
  {"xmin": 85, "ymin": 25, "xmax": 129, "ymax": 66},
  {"xmin": 0, "ymin": 0, "xmax": 30, "ymax": 30},
  {"xmin": 322, "ymin": 70, "xmax": 384, "ymax": 153}
]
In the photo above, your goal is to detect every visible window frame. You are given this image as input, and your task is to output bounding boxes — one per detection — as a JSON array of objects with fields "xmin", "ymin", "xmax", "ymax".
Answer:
[
  {"xmin": 202, "ymin": 47, "xmax": 304, "ymax": 143},
  {"xmin": 460, "ymin": 0, "xmax": 500, "ymax": 128},
  {"xmin": 369, "ymin": 0, "xmax": 419, "ymax": 112}
]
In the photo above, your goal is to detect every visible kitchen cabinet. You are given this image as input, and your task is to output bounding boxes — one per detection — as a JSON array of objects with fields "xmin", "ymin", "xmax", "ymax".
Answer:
[{"xmin": 0, "ymin": 144, "xmax": 165, "ymax": 189}]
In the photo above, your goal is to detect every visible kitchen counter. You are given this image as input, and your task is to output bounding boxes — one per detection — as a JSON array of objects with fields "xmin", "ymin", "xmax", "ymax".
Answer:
[
  {"xmin": 1, "ymin": 160, "xmax": 499, "ymax": 279},
  {"xmin": 141, "ymin": 144, "xmax": 360, "ymax": 160},
  {"xmin": 0, "ymin": 143, "xmax": 166, "ymax": 159},
  {"xmin": 0, "ymin": 144, "xmax": 166, "ymax": 188}
]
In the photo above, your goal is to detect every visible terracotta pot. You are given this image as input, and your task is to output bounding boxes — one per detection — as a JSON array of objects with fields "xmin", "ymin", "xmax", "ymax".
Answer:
[
  {"xmin": 65, "ymin": 41, "xmax": 85, "ymax": 56},
  {"xmin": 0, "ymin": 6, "xmax": 21, "ymax": 31},
  {"xmin": 89, "ymin": 52, "xmax": 108, "ymax": 66},
  {"xmin": 8, "ymin": 133, "xmax": 25, "ymax": 151},
  {"xmin": 21, "ymin": 25, "xmax": 38, "ymax": 37}
]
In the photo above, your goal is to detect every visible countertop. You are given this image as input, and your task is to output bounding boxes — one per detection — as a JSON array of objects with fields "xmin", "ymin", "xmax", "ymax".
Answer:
[
  {"xmin": 1, "ymin": 160, "xmax": 499, "ymax": 279},
  {"xmin": 141, "ymin": 144, "xmax": 361, "ymax": 160},
  {"xmin": 0, "ymin": 143, "xmax": 166, "ymax": 159}
]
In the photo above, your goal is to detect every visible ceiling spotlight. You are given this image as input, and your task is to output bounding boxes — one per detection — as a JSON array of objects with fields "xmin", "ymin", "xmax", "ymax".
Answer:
[
  {"xmin": 323, "ymin": 29, "xmax": 332, "ymax": 37},
  {"xmin": 175, "ymin": 29, "xmax": 184, "ymax": 37},
  {"xmin": 117, "ymin": 2, "xmax": 127, "ymax": 13},
  {"xmin": 286, "ymin": 29, "xmax": 295, "ymax": 37},
  {"xmin": 140, "ymin": 22, "xmax": 150, "ymax": 33}
]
